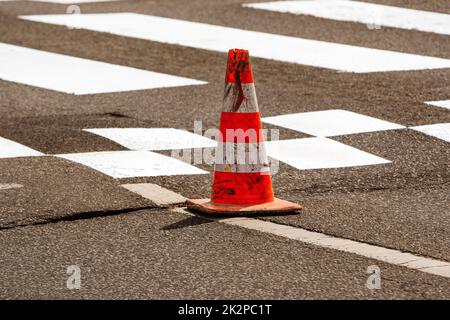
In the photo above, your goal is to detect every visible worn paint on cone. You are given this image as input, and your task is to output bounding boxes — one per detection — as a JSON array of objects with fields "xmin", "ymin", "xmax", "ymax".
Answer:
[{"xmin": 187, "ymin": 49, "xmax": 301, "ymax": 215}]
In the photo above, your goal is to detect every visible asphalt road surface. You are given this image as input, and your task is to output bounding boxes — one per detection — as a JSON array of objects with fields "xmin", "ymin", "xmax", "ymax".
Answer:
[{"xmin": 0, "ymin": 0, "xmax": 449, "ymax": 299}]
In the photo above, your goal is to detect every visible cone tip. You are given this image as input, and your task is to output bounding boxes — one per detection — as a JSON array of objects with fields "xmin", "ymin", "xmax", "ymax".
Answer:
[
  {"xmin": 225, "ymin": 48, "xmax": 253, "ymax": 84},
  {"xmin": 228, "ymin": 48, "xmax": 249, "ymax": 55}
]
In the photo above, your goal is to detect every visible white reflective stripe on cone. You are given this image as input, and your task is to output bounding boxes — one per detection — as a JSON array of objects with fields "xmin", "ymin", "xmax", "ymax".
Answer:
[
  {"xmin": 220, "ymin": 129, "xmax": 266, "ymax": 144},
  {"xmin": 223, "ymin": 83, "xmax": 259, "ymax": 113},
  {"xmin": 214, "ymin": 163, "xmax": 271, "ymax": 173},
  {"xmin": 215, "ymin": 141, "xmax": 269, "ymax": 162},
  {"xmin": 214, "ymin": 142, "xmax": 270, "ymax": 173}
]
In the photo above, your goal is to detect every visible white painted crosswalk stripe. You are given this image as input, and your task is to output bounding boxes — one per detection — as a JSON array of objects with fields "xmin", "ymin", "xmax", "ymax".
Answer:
[
  {"xmin": 20, "ymin": 13, "xmax": 450, "ymax": 73},
  {"xmin": 30, "ymin": 0, "xmax": 118, "ymax": 3},
  {"xmin": 0, "ymin": 137, "xmax": 44, "ymax": 159},
  {"xmin": 412, "ymin": 123, "xmax": 450, "ymax": 144},
  {"xmin": 244, "ymin": 0, "xmax": 450, "ymax": 36},
  {"xmin": 0, "ymin": 0, "xmax": 117, "ymax": 2},
  {"xmin": 425, "ymin": 100, "xmax": 450, "ymax": 110},
  {"xmin": 266, "ymin": 137, "xmax": 390, "ymax": 170},
  {"xmin": 0, "ymin": 183, "xmax": 24, "ymax": 191},
  {"xmin": 262, "ymin": 109, "xmax": 404, "ymax": 137},
  {"xmin": 84, "ymin": 128, "xmax": 217, "ymax": 151},
  {"xmin": 0, "ymin": 43, "xmax": 206, "ymax": 95},
  {"xmin": 122, "ymin": 183, "xmax": 187, "ymax": 206},
  {"xmin": 56, "ymin": 150, "xmax": 208, "ymax": 178}
]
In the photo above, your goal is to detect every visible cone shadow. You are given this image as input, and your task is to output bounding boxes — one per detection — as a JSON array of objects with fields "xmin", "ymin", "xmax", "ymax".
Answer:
[{"xmin": 161, "ymin": 215, "xmax": 213, "ymax": 231}]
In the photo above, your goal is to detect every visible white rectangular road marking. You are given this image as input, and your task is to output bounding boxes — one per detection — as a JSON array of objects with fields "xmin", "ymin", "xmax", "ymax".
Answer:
[
  {"xmin": 244, "ymin": 0, "xmax": 450, "ymax": 36},
  {"xmin": 84, "ymin": 128, "xmax": 217, "ymax": 151},
  {"xmin": 0, "ymin": 137, "xmax": 44, "ymax": 159},
  {"xmin": 0, "ymin": 43, "xmax": 206, "ymax": 95},
  {"xmin": 262, "ymin": 109, "xmax": 404, "ymax": 137},
  {"xmin": 56, "ymin": 151, "xmax": 208, "ymax": 178},
  {"xmin": 426, "ymin": 100, "xmax": 450, "ymax": 110},
  {"xmin": 412, "ymin": 123, "xmax": 450, "ymax": 144},
  {"xmin": 122, "ymin": 183, "xmax": 187, "ymax": 206},
  {"xmin": 126, "ymin": 183, "xmax": 450, "ymax": 279},
  {"xmin": 218, "ymin": 216, "xmax": 450, "ymax": 278},
  {"xmin": 0, "ymin": 183, "xmax": 24, "ymax": 190},
  {"xmin": 265, "ymin": 137, "xmax": 390, "ymax": 170},
  {"xmin": 30, "ymin": 0, "xmax": 118, "ymax": 3},
  {"xmin": 20, "ymin": 13, "xmax": 450, "ymax": 73}
]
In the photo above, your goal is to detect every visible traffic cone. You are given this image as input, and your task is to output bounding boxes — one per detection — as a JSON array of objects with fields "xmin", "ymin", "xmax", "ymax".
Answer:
[{"xmin": 186, "ymin": 49, "xmax": 302, "ymax": 215}]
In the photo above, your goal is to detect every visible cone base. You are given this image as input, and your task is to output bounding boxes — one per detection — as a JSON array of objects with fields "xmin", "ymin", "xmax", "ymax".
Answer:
[{"xmin": 186, "ymin": 198, "xmax": 302, "ymax": 216}]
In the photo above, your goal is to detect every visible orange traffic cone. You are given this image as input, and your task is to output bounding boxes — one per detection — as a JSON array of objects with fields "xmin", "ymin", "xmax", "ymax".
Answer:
[{"xmin": 187, "ymin": 49, "xmax": 302, "ymax": 215}]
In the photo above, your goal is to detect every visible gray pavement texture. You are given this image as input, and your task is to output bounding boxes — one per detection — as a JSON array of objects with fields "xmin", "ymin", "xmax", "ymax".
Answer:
[
  {"xmin": 1, "ymin": 208, "xmax": 449, "ymax": 299},
  {"xmin": 0, "ymin": 156, "xmax": 154, "ymax": 229},
  {"xmin": 0, "ymin": 0, "xmax": 449, "ymax": 299}
]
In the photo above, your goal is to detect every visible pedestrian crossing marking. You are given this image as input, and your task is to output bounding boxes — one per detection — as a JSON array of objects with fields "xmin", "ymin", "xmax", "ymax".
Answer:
[
  {"xmin": 0, "ymin": 43, "xmax": 206, "ymax": 95},
  {"xmin": 20, "ymin": 13, "xmax": 450, "ymax": 73},
  {"xmin": 0, "ymin": 136, "xmax": 44, "ymax": 159},
  {"xmin": 6, "ymin": 108, "xmax": 450, "ymax": 177},
  {"xmin": 412, "ymin": 123, "xmax": 450, "ymax": 144},
  {"xmin": 425, "ymin": 100, "xmax": 450, "ymax": 110},
  {"xmin": 265, "ymin": 137, "xmax": 390, "ymax": 170},
  {"xmin": 30, "ymin": 0, "xmax": 118, "ymax": 3},
  {"xmin": 0, "ymin": 0, "xmax": 117, "ymax": 2},
  {"xmin": 84, "ymin": 128, "xmax": 217, "ymax": 151},
  {"xmin": 262, "ymin": 109, "xmax": 405, "ymax": 137},
  {"xmin": 0, "ymin": 183, "xmax": 24, "ymax": 191},
  {"xmin": 56, "ymin": 150, "xmax": 208, "ymax": 179},
  {"xmin": 1, "ymin": 109, "xmax": 403, "ymax": 177},
  {"xmin": 244, "ymin": 0, "xmax": 450, "ymax": 36}
]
